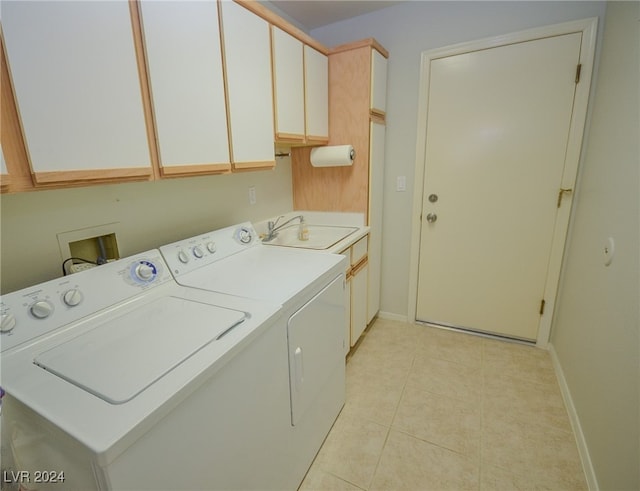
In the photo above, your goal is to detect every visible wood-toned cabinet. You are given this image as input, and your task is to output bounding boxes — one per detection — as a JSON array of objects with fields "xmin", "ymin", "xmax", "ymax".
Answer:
[
  {"xmin": 291, "ymin": 39, "xmax": 389, "ymax": 325},
  {"xmin": 139, "ymin": 0, "xmax": 230, "ymax": 176},
  {"xmin": 1, "ymin": 1, "xmax": 152, "ymax": 186},
  {"xmin": 220, "ymin": 1, "xmax": 275, "ymax": 171},
  {"xmin": 271, "ymin": 27, "xmax": 329, "ymax": 145}
]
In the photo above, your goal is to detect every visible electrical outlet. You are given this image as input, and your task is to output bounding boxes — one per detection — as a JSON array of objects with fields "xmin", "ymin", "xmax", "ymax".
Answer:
[
  {"xmin": 69, "ymin": 263, "xmax": 98, "ymax": 274},
  {"xmin": 249, "ymin": 186, "xmax": 257, "ymax": 205}
]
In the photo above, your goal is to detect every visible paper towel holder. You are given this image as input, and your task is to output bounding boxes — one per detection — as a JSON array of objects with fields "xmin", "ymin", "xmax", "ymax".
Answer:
[{"xmin": 310, "ymin": 144, "xmax": 356, "ymax": 167}]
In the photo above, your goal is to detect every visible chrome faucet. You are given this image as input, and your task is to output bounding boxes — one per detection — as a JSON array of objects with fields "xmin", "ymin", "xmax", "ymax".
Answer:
[{"xmin": 263, "ymin": 215, "xmax": 304, "ymax": 242}]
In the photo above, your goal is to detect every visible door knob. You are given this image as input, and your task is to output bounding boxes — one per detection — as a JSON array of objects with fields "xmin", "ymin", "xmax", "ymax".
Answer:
[{"xmin": 426, "ymin": 213, "xmax": 437, "ymax": 223}]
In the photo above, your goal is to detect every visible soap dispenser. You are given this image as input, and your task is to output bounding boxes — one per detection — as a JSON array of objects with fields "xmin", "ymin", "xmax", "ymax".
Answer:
[{"xmin": 298, "ymin": 218, "xmax": 309, "ymax": 241}]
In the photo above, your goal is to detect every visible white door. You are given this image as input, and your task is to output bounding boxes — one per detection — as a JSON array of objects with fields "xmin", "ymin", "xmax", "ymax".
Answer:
[{"xmin": 416, "ymin": 33, "xmax": 584, "ymax": 341}]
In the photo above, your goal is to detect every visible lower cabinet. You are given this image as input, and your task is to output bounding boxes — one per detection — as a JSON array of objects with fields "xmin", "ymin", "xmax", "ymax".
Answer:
[
  {"xmin": 341, "ymin": 234, "xmax": 369, "ymax": 350},
  {"xmin": 350, "ymin": 259, "xmax": 368, "ymax": 347},
  {"xmin": 343, "ymin": 275, "xmax": 351, "ymax": 356}
]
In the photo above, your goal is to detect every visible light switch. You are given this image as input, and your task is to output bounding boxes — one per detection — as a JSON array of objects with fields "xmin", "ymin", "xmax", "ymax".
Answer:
[
  {"xmin": 248, "ymin": 186, "xmax": 256, "ymax": 205},
  {"xmin": 396, "ymin": 176, "xmax": 406, "ymax": 192}
]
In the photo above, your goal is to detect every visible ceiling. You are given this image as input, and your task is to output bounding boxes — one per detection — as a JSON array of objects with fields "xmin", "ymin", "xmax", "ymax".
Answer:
[{"xmin": 265, "ymin": 0, "xmax": 402, "ymax": 31}]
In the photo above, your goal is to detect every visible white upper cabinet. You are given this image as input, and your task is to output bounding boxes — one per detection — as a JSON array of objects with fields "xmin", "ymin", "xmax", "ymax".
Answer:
[
  {"xmin": 139, "ymin": 0, "xmax": 230, "ymax": 175},
  {"xmin": 370, "ymin": 49, "xmax": 388, "ymax": 116},
  {"xmin": 220, "ymin": 1, "xmax": 275, "ymax": 169},
  {"xmin": 304, "ymin": 46, "xmax": 329, "ymax": 143},
  {"xmin": 271, "ymin": 27, "xmax": 328, "ymax": 145},
  {"xmin": 1, "ymin": 1, "xmax": 151, "ymax": 184},
  {"xmin": 272, "ymin": 26, "xmax": 305, "ymax": 142}
]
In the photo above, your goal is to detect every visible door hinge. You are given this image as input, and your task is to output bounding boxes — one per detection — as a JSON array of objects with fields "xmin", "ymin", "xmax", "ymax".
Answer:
[
  {"xmin": 539, "ymin": 299, "xmax": 546, "ymax": 315},
  {"xmin": 575, "ymin": 64, "xmax": 582, "ymax": 84},
  {"xmin": 557, "ymin": 188, "xmax": 573, "ymax": 208}
]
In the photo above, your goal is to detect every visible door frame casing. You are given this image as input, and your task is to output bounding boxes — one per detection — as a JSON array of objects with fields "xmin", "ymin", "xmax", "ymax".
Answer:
[{"xmin": 408, "ymin": 18, "xmax": 598, "ymax": 347}]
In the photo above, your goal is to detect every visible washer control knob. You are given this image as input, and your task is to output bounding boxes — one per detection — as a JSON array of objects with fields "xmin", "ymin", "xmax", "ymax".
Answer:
[
  {"xmin": 206, "ymin": 242, "xmax": 217, "ymax": 254},
  {"xmin": 63, "ymin": 289, "xmax": 84, "ymax": 307},
  {"xmin": 30, "ymin": 300, "xmax": 54, "ymax": 319},
  {"xmin": 0, "ymin": 313, "xmax": 16, "ymax": 333},
  {"xmin": 236, "ymin": 227, "xmax": 253, "ymax": 244},
  {"xmin": 134, "ymin": 263, "xmax": 155, "ymax": 281},
  {"xmin": 177, "ymin": 250, "xmax": 189, "ymax": 264},
  {"xmin": 192, "ymin": 246, "xmax": 204, "ymax": 259}
]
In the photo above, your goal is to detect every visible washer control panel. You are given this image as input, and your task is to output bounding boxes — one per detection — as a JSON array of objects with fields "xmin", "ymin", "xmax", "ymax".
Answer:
[
  {"xmin": 0, "ymin": 251, "xmax": 170, "ymax": 353},
  {"xmin": 160, "ymin": 222, "xmax": 258, "ymax": 277}
]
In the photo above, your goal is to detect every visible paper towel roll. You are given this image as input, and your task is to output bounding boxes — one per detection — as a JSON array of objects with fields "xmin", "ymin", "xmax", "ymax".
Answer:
[{"xmin": 310, "ymin": 145, "xmax": 355, "ymax": 167}]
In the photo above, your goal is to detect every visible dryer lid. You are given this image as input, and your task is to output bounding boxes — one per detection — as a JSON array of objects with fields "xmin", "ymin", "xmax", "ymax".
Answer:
[{"xmin": 34, "ymin": 296, "xmax": 246, "ymax": 404}]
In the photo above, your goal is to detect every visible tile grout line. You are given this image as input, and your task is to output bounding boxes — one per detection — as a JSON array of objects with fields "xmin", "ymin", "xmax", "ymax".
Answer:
[
  {"xmin": 323, "ymin": 469, "xmax": 367, "ymax": 491},
  {"xmin": 365, "ymin": 346, "xmax": 418, "ymax": 490}
]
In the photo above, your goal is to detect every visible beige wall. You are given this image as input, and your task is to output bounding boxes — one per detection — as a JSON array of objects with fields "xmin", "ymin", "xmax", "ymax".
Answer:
[
  {"xmin": 310, "ymin": 1, "xmax": 607, "ymax": 318},
  {"xmin": 310, "ymin": 1, "xmax": 639, "ymax": 487},
  {"xmin": 550, "ymin": 2, "xmax": 640, "ymax": 489},
  {"xmin": 0, "ymin": 160, "xmax": 293, "ymax": 293}
]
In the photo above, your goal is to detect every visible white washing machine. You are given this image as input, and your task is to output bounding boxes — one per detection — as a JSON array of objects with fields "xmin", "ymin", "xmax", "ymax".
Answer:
[
  {"xmin": 159, "ymin": 222, "xmax": 348, "ymax": 488},
  {"xmin": 0, "ymin": 250, "xmax": 293, "ymax": 490}
]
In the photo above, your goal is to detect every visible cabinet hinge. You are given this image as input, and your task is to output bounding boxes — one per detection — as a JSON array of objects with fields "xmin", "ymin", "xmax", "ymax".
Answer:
[
  {"xmin": 575, "ymin": 64, "xmax": 582, "ymax": 84},
  {"xmin": 539, "ymin": 299, "xmax": 546, "ymax": 315}
]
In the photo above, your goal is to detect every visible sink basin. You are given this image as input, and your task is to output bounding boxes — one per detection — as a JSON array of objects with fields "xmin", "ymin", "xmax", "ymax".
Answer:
[{"xmin": 263, "ymin": 224, "xmax": 358, "ymax": 250}]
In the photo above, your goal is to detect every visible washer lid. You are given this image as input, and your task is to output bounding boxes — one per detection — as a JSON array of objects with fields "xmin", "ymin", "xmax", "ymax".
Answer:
[{"xmin": 33, "ymin": 296, "xmax": 246, "ymax": 404}]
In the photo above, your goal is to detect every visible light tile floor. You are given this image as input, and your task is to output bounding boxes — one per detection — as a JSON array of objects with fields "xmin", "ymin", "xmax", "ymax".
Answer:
[{"xmin": 299, "ymin": 318, "xmax": 587, "ymax": 491}]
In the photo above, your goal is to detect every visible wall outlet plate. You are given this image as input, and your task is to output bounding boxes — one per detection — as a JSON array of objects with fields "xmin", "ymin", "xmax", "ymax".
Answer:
[{"xmin": 69, "ymin": 263, "xmax": 98, "ymax": 274}]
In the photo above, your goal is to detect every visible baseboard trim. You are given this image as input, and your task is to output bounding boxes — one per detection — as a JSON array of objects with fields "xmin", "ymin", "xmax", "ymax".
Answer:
[
  {"xmin": 548, "ymin": 344, "xmax": 599, "ymax": 491},
  {"xmin": 376, "ymin": 311, "xmax": 409, "ymax": 323}
]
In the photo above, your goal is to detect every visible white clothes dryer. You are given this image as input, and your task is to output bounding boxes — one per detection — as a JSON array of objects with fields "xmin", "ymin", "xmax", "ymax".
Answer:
[
  {"xmin": 160, "ymin": 222, "xmax": 348, "ymax": 489},
  {"xmin": 0, "ymin": 250, "xmax": 290, "ymax": 490}
]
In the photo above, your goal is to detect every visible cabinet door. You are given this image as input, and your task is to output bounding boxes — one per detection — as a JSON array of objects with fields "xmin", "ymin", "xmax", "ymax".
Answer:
[
  {"xmin": 304, "ymin": 46, "xmax": 329, "ymax": 143},
  {"xmin": 288, "ymin": 275, "xmax": 345, "ymax": 426},
  {"xmin": 344, "ymin": 276, "xmax": 352, "ymax": 355},
  {"xmin": 368, "ymin": 122, "xmax": 385, "ymax": 322},
  {"xmin": 272, "ymin": 26, "xmax": 305, "ymax": 143},
  {"xmin": 139, "ymin": 0, "xmax": 230, "ymax": 176},
  {"xmin": 220, "ymin": 1, "xmax": 275, "ymax": 170},
  {"xmin": 370, "ymin": 49, "xmax": 388, "ymax": 116},
  {"xmin": 1, "ymin": 1, "xmax": 151, "ymax": 184},
  {"xmin": 350, "ymin": 260, "xmax": 369, "ymax": 347}
]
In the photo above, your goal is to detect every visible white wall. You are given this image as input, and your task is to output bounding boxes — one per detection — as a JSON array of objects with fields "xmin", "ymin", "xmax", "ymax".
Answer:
[
  {"xmin": 311, "ymin": 0, "xmax": 607, "ymax": 317},
  {"xmin": 550, "ymin": 2, "xmax": 640, "ymax": 489},
  {"xmin": 0, "ymin": 161, "xmax": 293, "ymax": 293},
  {"xmin": 312, "ymin": 1, "xmax": 639, "ymax": 488}
]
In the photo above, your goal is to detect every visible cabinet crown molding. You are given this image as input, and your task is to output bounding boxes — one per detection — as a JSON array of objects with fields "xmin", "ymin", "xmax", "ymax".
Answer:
[{"xmin": 329, "ymin": 38, "xmax": 389, "ymax": 58}]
